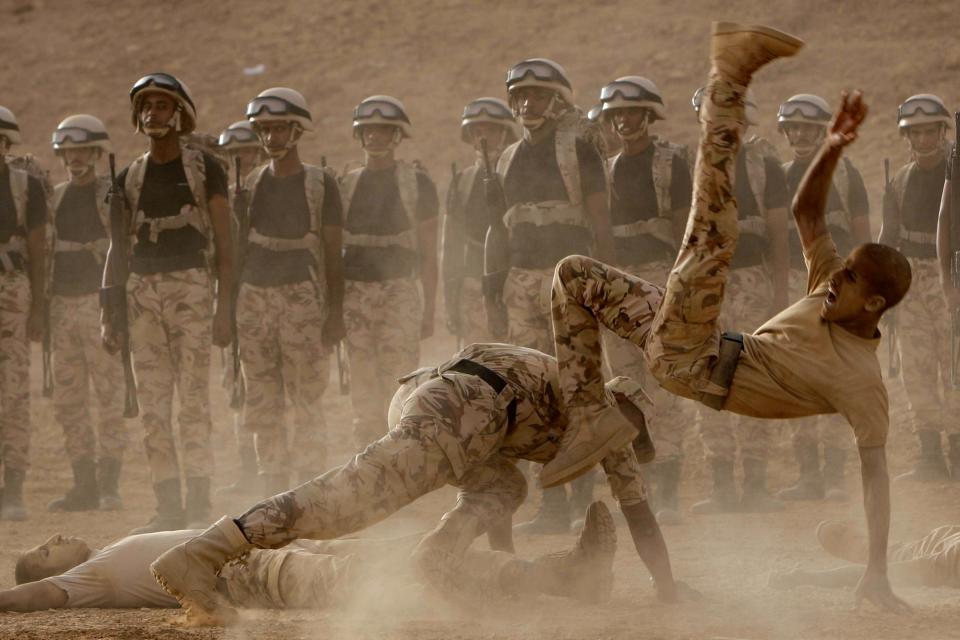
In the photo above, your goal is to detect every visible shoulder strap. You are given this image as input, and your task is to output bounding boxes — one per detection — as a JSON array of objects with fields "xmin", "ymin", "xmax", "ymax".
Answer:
[
  {"xmin": 50, "ymin": 182, "xmax": 69, "ymax": 220},
  {"xmin": 456, "ymin": 164, "xmax": 480, "ymax": 217},
  {"xmin": 302, "ymin": 164, "xmax": 327, "ymax": 234},
  {"xmin": 8, "ymin": 167, "xmax": 29, "ymax": 229},
  {"xmin": 555, "ymin": 125, "xmax": 582, "ymax": 207},
  {"xmin": 743, "ymin": 141, "xmax": 768, "ymax": 218},
  {"xmin": 180, "ymin": 145, "xmax": 208, "ymax": 212},
  {"xmin": 340, "ymin": 167, "xmax": 365, "ymax": 216},
  {"xmin": 496, "ymin": 140, "xmax": 521, "ymax": 183},
  {"xmin": 123, "ymin": 152, "xmax": 151, "ymax": 219},
  {"xmin": 651, "ymin": 140, "xmax": 675, "ymax": 217},
  {"xmin": 395, "ymin": 160, "xmax": 419, "ymax": 231},
  {"xmin": 890, "ymin": 161, "xmax": 914, "ymax": 217}
]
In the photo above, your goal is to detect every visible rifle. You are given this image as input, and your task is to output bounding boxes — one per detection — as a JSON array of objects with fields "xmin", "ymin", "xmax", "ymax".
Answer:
[
  {"xmin": 480, "ymin": 138, "xmax": 509, "ymax": 338},
  {"xmin": 951, "ymin": 112, "xmax": 960, "ymax": 389},
  {"xmin": 102, "ymin": 153, "xmax": 138, "ymax": 417},
  {"xmin": 883, "ymin": 157, "xmax": 901, "ymax": 379},
  {"xmin": 230, "ymin": 158, "xmax": 249, "ymax": 409},
  {"xmin": 319, "ymin": 154, "xmax": 351, "ymax": 394}
]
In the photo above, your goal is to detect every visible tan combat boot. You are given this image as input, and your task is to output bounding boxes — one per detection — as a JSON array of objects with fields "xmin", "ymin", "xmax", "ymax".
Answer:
[
  {"xmin": 151, "ymin": 517, "xmax": 253, "ymax": 624},
  {"xmin": 710, "ymin": 21, "xmax": 804, "ymax": 85},
  {"xmin": 511, "ymin": 500, "xmax": 617, "ymax": 602}
]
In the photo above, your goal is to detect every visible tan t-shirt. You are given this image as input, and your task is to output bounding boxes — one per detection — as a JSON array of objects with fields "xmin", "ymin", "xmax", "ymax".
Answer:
[
  {"xmin": 725, "ymin": 233, "xmax": 888, "ymax": 447},
  {"xmin": 43, "ymin": 530, "xmax": 200, "ymax": 608}
]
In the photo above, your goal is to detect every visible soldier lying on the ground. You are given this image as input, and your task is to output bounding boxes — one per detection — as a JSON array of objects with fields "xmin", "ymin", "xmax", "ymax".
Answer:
[
  {"xmin": 769, "ymin": 520, "xmax": 960, "ymax": 590},
  {"xmin": 150, "ymin": 342, "xmax": 697, "ymax": 624},
  {"xmin": 540, "ymin": 23, "xmax": 912, "ymax": 612},
  {"xmin": 0, "ymin": 501, "xmax": 620, "ymax": 612}
]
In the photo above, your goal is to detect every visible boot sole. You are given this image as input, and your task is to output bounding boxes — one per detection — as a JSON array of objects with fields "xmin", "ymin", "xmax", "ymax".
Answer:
[
  {"xmin": 151, "ymin": 562, "xmax": 236, "ymax": 626},
  {"xmin": 712, "ymin": 21, "xmax": 805, "ymax": 54},
  {"xmin": 540, "ymin": 426, "xmax": 638, "ymax": 489}
]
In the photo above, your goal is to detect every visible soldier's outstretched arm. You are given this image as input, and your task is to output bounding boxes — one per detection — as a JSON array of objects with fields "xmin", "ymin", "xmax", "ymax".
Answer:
[{"xmin": 793, "ymin": 91, "xmax": 868, "ymax": 254}]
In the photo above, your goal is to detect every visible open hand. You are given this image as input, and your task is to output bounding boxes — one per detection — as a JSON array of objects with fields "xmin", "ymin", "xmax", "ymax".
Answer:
[
  {"xmin": 854, "ymin": 569, "xmax": 912, "ymax": 614},
  {"xmin": 828, "ymin": 90, "xmax": 868, "ymax": 148}
]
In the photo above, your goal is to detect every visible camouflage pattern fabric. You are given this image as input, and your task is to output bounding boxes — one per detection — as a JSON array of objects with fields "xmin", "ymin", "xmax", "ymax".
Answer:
[
  {"xmin": 344, "ymin": 277, "xmax": 421, "ymax": 448},
  {"xmin": 602, "ymin": 259, "xmax": 693, "ymax": 461},
  {"xmin": 786, "ymin": 268, "xmax": 850, "ymax": 450},
  {"xmin": 895, "ymin": 257, "xmax": 960, "ymax": 436},
  {"xmin": 453, "ymin": 276, "xmax": 490, "ymax": 345},
  {"xmin": 50, "ymin": 293, "xmax": 126, "ymax": 462},
  {"xmin": 0, "ymin": 271, "xmax": 31, "ymax": 472},
  {"xmin": 697, "ymin": 264, "xmax": 772, "ymax": 462},
  {"xmin": 128, "ymin": 268, "xmax": 214, "ymax": 484},
  {"xmin": 552, "ymin": 76, "xmax": 747, "ymax": 432},
  {"xmin": 505, "ymin": 266, "xmax": 556, "ymax": 355},
  {"xmin": 237, "ymin": 281, "xmax": 330, "ymax": 475},
  {"xmin": 236, "ymin": 344, "xmax": 646, "ymax": 552}
]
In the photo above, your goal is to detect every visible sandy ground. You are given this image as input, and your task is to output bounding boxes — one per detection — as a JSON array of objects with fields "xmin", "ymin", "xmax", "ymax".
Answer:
[{"xmin": 2, "ymin": 0, "xmax": 960, "ymax": 638}]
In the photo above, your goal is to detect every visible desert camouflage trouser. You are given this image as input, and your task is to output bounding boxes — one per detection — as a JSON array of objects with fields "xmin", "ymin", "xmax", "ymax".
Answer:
[
  {"xmin": 895, "ymin": 257, "xmax": 960, "ymax": 436},
  {"xmin": 552, "ymin": 76, "xmax": 746, "ymax": 430},
  {"xmin": 505, "ymin": 266, "xmax": 556, "ymax": 355},
  {"xmin": 0, "ymin": 271, "xmax": 30, "ymax": 472},
  {"xmin": 129, "ymin": 268, "xmax": 214, "ymax": 484},
  {"xmin": 344, "ymin": 277, "xmax": 421, "ymax": 448},
  {"xmin": 697, "ymin": 264, "xmax": 772, "ymax": 462},
  {"xmin": 51, "ymin": 293, "xmax": 126, "ymax": 462},
  {"xmin": 454, "ymin": 276, "xmax": 491, "ymax": 346},
  {"xmin": 887, "ymin": 525, "xmax": 960, "ymax": 586},
  {"xmin": 602, "ymin": 260, "xmax": 693, "ymax": 461},
  {"xmin": 238, "ymin": 281, "xmax": 330, "ymax": 475},
  {"xmin": 786, "ymin": 268, "xmax": 850, "ymax": 450}
]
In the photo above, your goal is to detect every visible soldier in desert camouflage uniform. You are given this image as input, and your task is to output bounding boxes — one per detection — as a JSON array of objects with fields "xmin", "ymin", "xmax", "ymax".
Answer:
[
  {"xmin": 45, "ymin": 115, "xmax": 127, "ymax": 513},
  {"xmin": 235, "ymin": 88, "xmax": 344, "ymax": 495},
  {"xmin": 776, "ymin": 94, "xmax": 870, "ymax": 502},
  {"xmin": 442, "ymin": 98, "xmax": 518, "ymax": 346},
  {"xmin": 879, "ymin": 94, "xmax": 960, "ymax": 482},
  {"xmin": 340, "ymin": 96, "xmax": 439, "ymax": 448},
  {"xmin": 152, "ymin": 342, "xmax": 696, "ymax": 622},
  {"xmin": 0, "ymin": 106, "xmax": 48, "ymax": 521},
  {"xmin": 101, "ymin": 73, "xmax": 234, "ymax": 533}
]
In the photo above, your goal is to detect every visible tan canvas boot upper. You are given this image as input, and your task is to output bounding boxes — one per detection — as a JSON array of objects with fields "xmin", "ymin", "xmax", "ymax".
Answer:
[{"xmin": 710, "ymin": 22, "xmax": 804, "ymax": 85}]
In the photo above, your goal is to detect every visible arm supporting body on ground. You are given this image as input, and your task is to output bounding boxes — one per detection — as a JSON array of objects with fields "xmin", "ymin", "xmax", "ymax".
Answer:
[{"xmin": 0, "ymin": 580, "xmax": 68, "ymax": 612}]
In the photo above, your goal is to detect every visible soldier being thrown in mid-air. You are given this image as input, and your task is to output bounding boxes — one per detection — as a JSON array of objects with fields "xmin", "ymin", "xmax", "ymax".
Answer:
[
  {"xmin": 542, "ymin": 21, "xmax": 913, "ymax": 611},
  {"xmin": 150, "ymin": 342, "xmax": 697, "ymax": 623}
]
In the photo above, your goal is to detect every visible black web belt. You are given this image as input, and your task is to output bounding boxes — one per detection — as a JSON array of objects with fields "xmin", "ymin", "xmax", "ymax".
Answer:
[{"xmin": 446, "ymin": 358, "xmax": 518, "ymax": 431}]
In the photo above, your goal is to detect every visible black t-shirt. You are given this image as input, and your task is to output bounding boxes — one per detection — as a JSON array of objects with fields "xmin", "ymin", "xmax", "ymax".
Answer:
[
  {"xmin": 731, "ymin": 150, "xmax": 789, "ymax": 269},
  {"xmin": 52, "ymin": 182, "xmax": 107, "ymax": 296},
  {"xmin": 343, "ymin": 165, "xmax": 438, "ymax": 281},
  {"xmin": 784, "ymin": 157, "xmax": 869, "ymax": 266},
  {"xmin": 242, "ymin": 169, "xmax": 342, "ymax": 288},
  {"xmin": 502, "ymin": 130, "xmax": 606, "ymax": 267},
  {"xmin": 118, "ymin": 152, "xmax": 228, "ymax": 274},
  {"xmin": 0, "ymin": 170, "xmax": 48, "ymax": 270},
  {"xmin": 610, "ymin": 146, "xmax": 691, "ymax": 264}
]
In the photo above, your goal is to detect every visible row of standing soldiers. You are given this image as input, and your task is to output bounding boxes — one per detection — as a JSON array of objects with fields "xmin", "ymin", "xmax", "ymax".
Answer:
[{"xmin": 0, "ymin": 62, "xmax": 955, "ymax": 534}]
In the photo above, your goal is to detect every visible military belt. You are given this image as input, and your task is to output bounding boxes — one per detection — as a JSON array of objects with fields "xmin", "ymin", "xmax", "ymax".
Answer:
[
  {"xmin": 700, "ymin": 332, "xmax": 744, "ymax": 411},
  {"xmin": 447, "ymin": 358, "xmax": 518, "ymax": 431}
]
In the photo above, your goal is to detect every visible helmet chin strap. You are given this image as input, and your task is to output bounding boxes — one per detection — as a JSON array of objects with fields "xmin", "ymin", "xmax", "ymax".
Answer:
[
  {"xmin": 913, "ymin": 140, "xmax": 945, "ymax": 162},
  {"xmin": 143, "ymin": 109, "xmax": 180, "ymax": 139},
  {"xmin": 264, "ymin": 123, "xmax": 303, "ymax": 160},
  {"xmin": 617, "ymin": 117, "xmax": 650, "ymax": 143}
]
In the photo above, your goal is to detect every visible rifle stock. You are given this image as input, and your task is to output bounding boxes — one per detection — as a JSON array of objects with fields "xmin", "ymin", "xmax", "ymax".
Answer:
[
  {"xmin": 104, "ymin": 153, "xmax": 139, "ymax": 418},
  {"xmin": 230, "ymin": 158, "xmax": 248, "ymax": 409}
]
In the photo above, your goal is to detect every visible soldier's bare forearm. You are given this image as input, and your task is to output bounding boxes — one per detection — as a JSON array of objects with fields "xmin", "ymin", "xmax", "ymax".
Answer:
[
  {"xmin": 858, "ymin": 445, "xmax": 891, "ymax": 579},
  {"xmin": 793, "ymin": 140, "xmax": 842, "ymax": 249}
]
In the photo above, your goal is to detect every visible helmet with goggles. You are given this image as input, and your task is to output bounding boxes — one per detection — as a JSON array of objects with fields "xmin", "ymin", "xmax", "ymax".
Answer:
[
  {"xmin": 599, "ymin": 76, "xmax": 666, "ymax": 121},
  {"xmin": 691, "ymin": 85, "xmax": 759, "ymax": 125},
  {"xmin": 218, "ymin": 121, "xmax": 261, "ymax": 151},
  {"xmin": 246, "ymin": 88, "xmax": 313, "ymax": 132},
  {"xmin": 52, "ymin": 114, "xmax": 110, "ymax": 153},
  {"xmin": 129, "ymin": 72, "xmax": 197, "ymax": 134},
  {"xmin": 0, "ymin": 106, "xmax": 21, "ymax": 146},
  {"xmin": 897, "ymin": 94, "xmax": 951, "ymax": 133},
  {"xmin": 777, "ymin": 94, "xmax": 831, "ymax": 130},
  {"xmin": 352, "ymin": 95, "xmax": 412, "ymax": 139},
  {"xmin": 460, "ymin": 97, "xmax": 519, "ymax": 144},
  {"xmin": 505, "ymin": 58, "xmax": 574, "ymax": 105}
]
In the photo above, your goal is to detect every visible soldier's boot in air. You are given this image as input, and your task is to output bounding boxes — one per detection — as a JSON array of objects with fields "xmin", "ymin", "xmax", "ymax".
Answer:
[
  {"xmin": 894, "ymin": 429, "xmax": 950, "ymax": 483},
  {"xmin": 777, "ymin": 441, "xmax": 825, "ymax": 501},
  {"xmin": 822, "ymin": 447, "xmax": 850, "ymax": 501},
  {"xmin": 690, "ymin": 459, "xmax": 738, "ymax": 515},
  {"xmin": 185, "ymin": 477, "xmax": 212, "ymax": 530},
  {"xmin": 514, "ymin": 486, "xmax": 570, "ymax": 535},
  {"xmin": 740, "ymin": 458, "xmax": 785, "ymax": 513},
  {"xmin": 506, "ymin": 501, "xmax": 617, "ymax": 603},
  {"xmin": 1, "ymin": 468, "xmax": 27, "ymax": 521},
  {"xmin": 815, "ymin": 519, "xmax": 869, "ymax": 564},
  {"xmin": 710, "ymin": 21, "xmax": 804, "ymax": 85},
  {"xmin": 654, "ymin": 459, "xmax": 683, "ymax": 526},
  {"xmin": 151, "ymin": 516, "xmax": 253, "ymax": 623},
  {"xmin": 48, "ymin": 457, "xmax": 100, "ymax": 512},
  {"xmin": 568, "ymin": 469, "xmax": 597, "ymax": 532},
  {"xmin": 541, "ymin": 399, "xmax": 642, "ymax": 489},
  {"xmin": 215, "ymin": 444, "xmax": 259, "ymax": 498},
  {"xmin": 262, "ymin": 473, "xmax": 289, "ymax": 499},
  {"xmin": 948, "ymin": 434, "xmax": 960, "ymax": 481},
  {"xmin": 130, "ymin": 478, "xmax": 185, "ymax": 535},
  {"xmin": 98, "ymin": 457, "xmax": 124, "ymax": 511}
]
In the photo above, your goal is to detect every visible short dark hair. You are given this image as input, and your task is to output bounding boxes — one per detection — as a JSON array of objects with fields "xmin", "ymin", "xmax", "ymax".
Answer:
[{"xmin": 855, "ymin": 243, "xmax": 912, "ymax": 310}]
